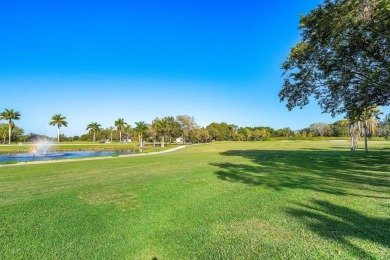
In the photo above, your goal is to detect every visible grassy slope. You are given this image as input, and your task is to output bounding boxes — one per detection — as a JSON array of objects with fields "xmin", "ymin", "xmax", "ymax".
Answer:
[{"xmin": 0, "ymin": 141, "xmax": 389, "ymax": 259}]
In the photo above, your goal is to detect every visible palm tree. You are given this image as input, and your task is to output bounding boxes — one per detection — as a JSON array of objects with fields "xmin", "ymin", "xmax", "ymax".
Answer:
[
  {"xmin": 109, "ymin": 126, "xmax": 114, "ymax": 142},
  {"xmin": 124, "ymin": 124, "xmax": 132, "ymax": 143},
  {"xmin": 155, "ymin": 118, "xmax": 169, "ymax": 147},
  {"xmin": 86, "ymin": 122, "xmax": 101, "ymax": 143},
  {"xmin": 0, "ymin": 124, "xmax": 8, "ymax": 144},
  {"xmin": 347, "ymin": 106, "xmax": 381, "ymax": 153},
  {"xmin": 149, "ymin": 118, "xmax": 159, "ymax": 147},
  {"xmin": 348, "ymin": 121, "xmax": 361, "ymax": 151},
  {"xmin": 114, "ymin": 118, "xmax": 128, "ymax": 143},
  {"xmin": 49, "ymin": 114, "xmax": 68, "ymax": 143},
  {"xmin": 0, "ymin": 109, "xmax": 21, "ymax": 144},
  {"xmin": 134, "ymin": 121, "xmax": 149, "ymax": 147}
]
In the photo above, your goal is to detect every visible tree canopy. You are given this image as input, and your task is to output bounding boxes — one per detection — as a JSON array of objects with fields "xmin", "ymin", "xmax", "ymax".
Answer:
[{"xmin": 280, "ymin": 0, "xmax": 390, "ymax": 117}]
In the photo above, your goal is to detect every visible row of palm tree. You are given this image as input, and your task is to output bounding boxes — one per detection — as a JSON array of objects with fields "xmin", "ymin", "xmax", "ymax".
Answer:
[
  {"xmin": 48, "ymin": 116, "xmax": 145, "ymax": 145},
  {"xmin": 0, "ymin": 110, "xmax": 191, "ymax": 146},
  {"xmin": 0, "ymin": 111, "xmax": 69, "ymax": 144},
  {"xmin": 84, "ymin": 117, "xmax": 182, "ymax": 147}
]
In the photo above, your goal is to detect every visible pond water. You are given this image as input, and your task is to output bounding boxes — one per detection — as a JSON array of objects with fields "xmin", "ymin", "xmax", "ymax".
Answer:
[{"xmin": 0, "ymin": 150, "xmax": 136, "ymax": 163}]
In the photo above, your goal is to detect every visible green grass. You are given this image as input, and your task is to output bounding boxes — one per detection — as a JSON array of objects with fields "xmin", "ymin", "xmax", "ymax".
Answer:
[
  {"xmin": 0, "ymin": 160, "xmax": 18, "ymax": 165},
  {"xmin": 0, "ymin": 142, "xmax": 139, "ymax": 154},
  {"xmin": 0, "ymin": 141, "xmax": 389, "ymax": 259}
]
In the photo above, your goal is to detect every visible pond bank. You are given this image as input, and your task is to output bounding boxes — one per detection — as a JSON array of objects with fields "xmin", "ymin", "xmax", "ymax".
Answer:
[{"xmin": 0, "ymin": 146, "xmax": 185, "ymax": 167}]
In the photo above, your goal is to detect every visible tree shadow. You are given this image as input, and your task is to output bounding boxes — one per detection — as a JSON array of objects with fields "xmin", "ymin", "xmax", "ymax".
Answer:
[
  {"xmin": 210, "ymin": 149, "xmax": 390, "ymax": 198},
  {"xmin": 210, "ymin": 149, "xmax": 390, "ymax": 257},
  {"xmin": 286, "ymin": 199, "xmax": 390, "ymax": 258}
]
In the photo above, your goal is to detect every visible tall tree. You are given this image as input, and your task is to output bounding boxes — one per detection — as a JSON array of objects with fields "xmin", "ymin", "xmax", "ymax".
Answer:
[
  {"xmin": 86, "ymin": 122, "xmax": 101, "ymax": 143},
  {"xmin": 165, "ymin": 116, "xmax": 181, "ymax": 144},
  {"xmin": 280, "ymin": 0, "xmax": 390, "ymax": 138},
  {"xmin": 134, "ymin": 121, "xmax": 148, "ymax": 147},
  {"xmin": 176, "ymin": 115, "xmax": 197, "ymax": 144},
  {"xmin": 114, "ymin": 118, "xmax": 128, "ymax": 143},
  {"xmin": 49, "ymin": 114, "xmax": 68, "ymax": 143},
  {"xmin": 309, "ymin": 123, "xmax": 331, "ymax": 137},
  {"xmin": 206, "ymin": 122, "xmax": 232, "ymax": 141},
  {"xmin": 331, "ymin": 120, "xmax": 350, "ymax": 137},
  {"xmin": 0, "ymin": 109, "xmax": 21, "ymax": 144}
]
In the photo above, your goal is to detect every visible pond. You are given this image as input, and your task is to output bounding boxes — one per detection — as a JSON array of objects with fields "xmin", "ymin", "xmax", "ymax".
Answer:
[{"xmin": 0, "ymin": 150, "xmax": 136, "ymax": 163}]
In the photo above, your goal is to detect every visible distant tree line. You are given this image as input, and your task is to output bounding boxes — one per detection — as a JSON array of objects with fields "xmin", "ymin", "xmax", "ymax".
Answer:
[{"xmin": 1, "ymin": 110, "xmax": 390, "ymax": 145}]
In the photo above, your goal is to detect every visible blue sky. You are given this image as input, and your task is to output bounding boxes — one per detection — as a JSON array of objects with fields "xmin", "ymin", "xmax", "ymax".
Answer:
[{"xmin": 1, "ymin": 0, "xmax": 388, "ymax": 137}]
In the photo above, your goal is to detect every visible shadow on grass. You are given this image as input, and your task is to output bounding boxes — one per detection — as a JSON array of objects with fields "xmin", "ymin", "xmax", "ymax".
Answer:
[
  {"xmin": 210, "ymin": 149, "xmax": 390, "ymax": 257},
  {"xmin": 210, "ymin": 150, "xmax": 390, "ymax": 198},
  {"xmin": 286, "ymin": 200, "xmax": 390, "ymax": 258}
]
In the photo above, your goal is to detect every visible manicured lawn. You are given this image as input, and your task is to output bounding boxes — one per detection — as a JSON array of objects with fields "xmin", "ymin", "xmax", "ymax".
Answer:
[{"xmin": 0, "ymin": 141, "xmax": 389, "ymax": 259}]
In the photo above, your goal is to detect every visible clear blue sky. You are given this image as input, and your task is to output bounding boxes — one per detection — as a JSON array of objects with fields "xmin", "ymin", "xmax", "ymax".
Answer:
[{"xmin": 1, "ymin": 0, "xmax": 389, "ymax": 137}]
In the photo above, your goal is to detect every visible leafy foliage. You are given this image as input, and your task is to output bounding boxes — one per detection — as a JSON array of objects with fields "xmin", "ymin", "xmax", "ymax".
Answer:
[{"xmin": 280, "ymin": 0, "xmax": 390, "ymax": 117}]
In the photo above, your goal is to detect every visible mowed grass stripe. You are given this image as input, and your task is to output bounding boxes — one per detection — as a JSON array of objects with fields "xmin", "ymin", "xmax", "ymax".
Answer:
[{"xmin": 0, "ymin": 141, "xmax": 389, "ymax": 259}]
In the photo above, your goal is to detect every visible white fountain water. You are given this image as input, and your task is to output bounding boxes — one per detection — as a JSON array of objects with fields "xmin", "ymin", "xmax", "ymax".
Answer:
[{"xmin": 36, "ymin": 140, "xmax": 53, "ymax": 156}]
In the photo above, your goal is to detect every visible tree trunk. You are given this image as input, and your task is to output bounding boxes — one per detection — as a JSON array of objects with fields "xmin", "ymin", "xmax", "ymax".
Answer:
[
  {"xmin": 153, "ymin": 138, "xmax": 156, "ymax": 147},
  {"xmin": 119, "ymin": 131, "xmax": 122, "ymax": 142},
  {"xmin": 93, "ymin": 132, "xmax": 96, "ymax": 143},
  {"xmin": 364, "ymin": 121, "xmax": 368, "ymax": 153},
  {"xmin": 110, "ymin": 131, "xmax": 113, "ymax": 142},
  {"xmin": 8, "ymin": 120, "xmax": 11, "ymax": 144},
  {"xmin": 57, "ymin": 127, "xmax": 60, "ymax": 143},
  {"xmin": 161, "ymin": 136, "xmax": 165, "ymax": 147}
]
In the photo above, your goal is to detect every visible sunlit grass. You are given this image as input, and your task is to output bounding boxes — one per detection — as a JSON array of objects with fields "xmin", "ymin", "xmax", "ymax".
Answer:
[{"xmin": 0, "ymin": 141, "xmax": 388, "ymax": 259}]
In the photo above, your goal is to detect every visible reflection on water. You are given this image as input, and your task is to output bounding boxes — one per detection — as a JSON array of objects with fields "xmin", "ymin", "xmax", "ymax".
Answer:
[{"xmin": 0, "ymin": 150, "xmax": 136, "ymax": 163}]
